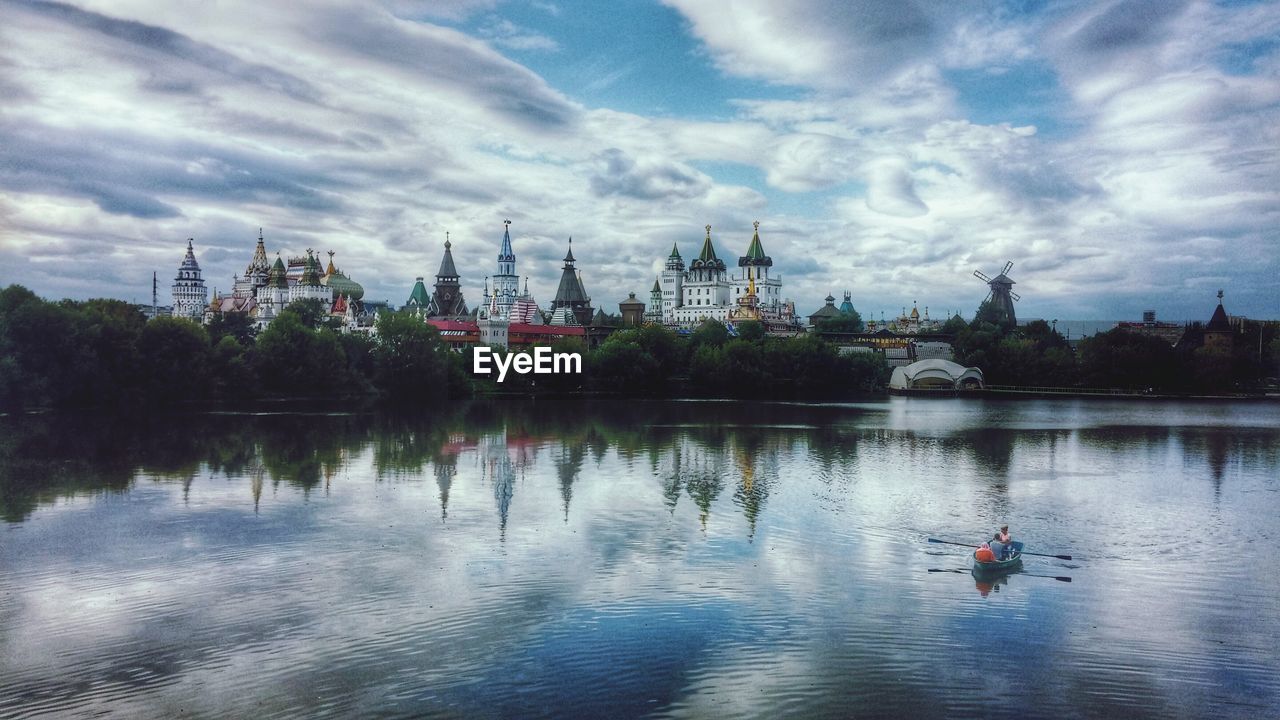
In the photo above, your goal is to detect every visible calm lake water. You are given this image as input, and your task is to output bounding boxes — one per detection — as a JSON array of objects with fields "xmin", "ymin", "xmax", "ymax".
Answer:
[{"xmin": 2, "ymin": 397, "xmax": 1278, "ymax": 719}]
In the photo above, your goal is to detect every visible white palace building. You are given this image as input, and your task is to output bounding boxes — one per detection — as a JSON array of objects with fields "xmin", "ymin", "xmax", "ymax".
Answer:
[{"xmin": 656, "ymin": 222, "xmax": 800, "ymax": 333}]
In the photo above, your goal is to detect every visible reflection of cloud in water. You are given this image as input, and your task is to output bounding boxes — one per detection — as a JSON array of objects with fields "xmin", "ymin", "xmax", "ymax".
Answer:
[{"xmin": 2, "ymin": 398, "xmax": 1279, "ymax": 717}]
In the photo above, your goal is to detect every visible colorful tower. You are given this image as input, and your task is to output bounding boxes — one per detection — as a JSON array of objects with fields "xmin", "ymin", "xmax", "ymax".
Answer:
[
  {"xmin": 255, "ymin": 254, "xmax": 291, "ymax": 326},
  {"xmin": 736, "ymin": 221, "xmax": 777, "ymax": 307},
  {"xmin": 171, "ymin": 239, "xmax": 208, "ymax": 321},
  {"xmin": 493, "ymin": 220, "xmax": 519, "ymax": 319},
  {"xmin": 234, "ymin": 228, "xmax": 271, "ymax": 298},
  {"xmin": 290, "ymin": 249, "xmax": 330, "ymax": 305}
]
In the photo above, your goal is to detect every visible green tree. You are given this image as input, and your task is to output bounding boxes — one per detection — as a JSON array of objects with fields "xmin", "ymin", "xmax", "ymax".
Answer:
[
  {"xmin": 0, "ymin": 287, "xmax": 88, "ymax": 407},
  {"xmin": 1078, "ymin": 328, "xmax": 1182, "ymax": 391},
  {"xmin": 815, "ymin": 314, "xmax": 864, "ymax": 333},
  {"xmin": 736, "ymin": 320, "xmax": 766, "ymax": 342},
  {"xmin": 254, "ymin": 310, "xmax": 349, "ymax": 395},
  {"xmin": 139, "ymin": 317, "xmax": 211, "ymax": 404},
  {"xmin": 208, "ymin": 312, "xmax": 257, "ymax": 346},
  {"xmin": 372, "ymin": 312, "xmax": 449, "ymax": 403},
  {"xmin": 690, "ymin": 319, "xmax": 728, "ymax": 348},
  {"xmin": 209, "ymin": 335, "xmax": 256, "ymax": 400},
  {"xmin": 285, "ymin": 298, "xmax": 330, "ymax": 328}
]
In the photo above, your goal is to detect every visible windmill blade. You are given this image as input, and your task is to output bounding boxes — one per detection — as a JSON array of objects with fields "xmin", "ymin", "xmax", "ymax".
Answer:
[
  {"xmin": 1010, "ymin": 291, "xmax": 1021, "ymax": 301},
  {"xmin": 1002, "ymin": 260, "xmax": 1014, "ymax": 275},
  {"xmin": 973, "ymin": 270, "xmax": 992, "ymax": 282}
]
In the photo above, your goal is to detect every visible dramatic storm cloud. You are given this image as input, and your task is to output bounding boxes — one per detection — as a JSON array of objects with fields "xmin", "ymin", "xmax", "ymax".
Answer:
[{"xmin": 0, "ymin": 0, "xmax": 1276, "ymax": 320}]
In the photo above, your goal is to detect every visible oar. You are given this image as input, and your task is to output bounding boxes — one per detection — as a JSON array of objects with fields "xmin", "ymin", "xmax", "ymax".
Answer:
[
  {"xmin": 927, "ymin": 537, "xmax": 1072, "ymax": 561},
  {"xmin": 928, "ymin": 568, "xmax": 1072, "ymax": 583}
]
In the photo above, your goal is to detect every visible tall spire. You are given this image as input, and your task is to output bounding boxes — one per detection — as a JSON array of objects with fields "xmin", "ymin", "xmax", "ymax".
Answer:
[
  {"xmin": 669, "ymin": 242, "xmax": 681, "ymax": 259},
  {"xmin": 739, "ymin": 219, "xmax": 772, "ymax": 268},
  {"xmin": 246, "ymin": 229, "xmax": 270, "ymax": 275},
  {"xmin": 563, "ymin": 236, "xmax": 575, "ymax": 264},
  {"xmin": 498, "ymin": 219, "xmax": 514, "ymax": 262},
  {"xmin": 698, "ymin": 225, "xmax": 717, "ymax": 262},
  {"xmin": 437, "ymin": 234, "xmax": 458, "ymax": 278}
]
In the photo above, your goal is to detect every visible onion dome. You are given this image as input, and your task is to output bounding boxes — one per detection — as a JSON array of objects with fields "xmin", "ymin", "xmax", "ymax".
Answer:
[{"xmin": 321, "ymin": 254, "xmax": 365, "ymax": 300}]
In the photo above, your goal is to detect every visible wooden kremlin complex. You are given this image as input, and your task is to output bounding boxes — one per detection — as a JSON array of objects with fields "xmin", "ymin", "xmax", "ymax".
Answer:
[{"xmin": 170, "ymin": 220, "xmax": 1246, "ymax": 370}]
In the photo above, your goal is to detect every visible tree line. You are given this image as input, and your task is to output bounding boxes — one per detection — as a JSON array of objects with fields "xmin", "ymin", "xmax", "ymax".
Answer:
[
  {"xmin": 7, "ymin": 283, "xmax": 1268, "ymax": 409},
  {"xmin": 947, "ymin": 300, "xmax": 1280, "ymax": 392},
  {"xmin": 0, "ymin": 285, "xmax": 889, "ymax": 409}
]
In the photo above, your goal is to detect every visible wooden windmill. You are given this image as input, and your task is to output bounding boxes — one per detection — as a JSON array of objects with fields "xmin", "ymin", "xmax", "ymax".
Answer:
[{"xmin": 973, "ymin": 260, "xmax": 1020, "ymax": 326}]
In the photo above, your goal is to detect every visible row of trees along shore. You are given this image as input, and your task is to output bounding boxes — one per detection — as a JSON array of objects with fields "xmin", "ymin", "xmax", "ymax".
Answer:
[
  {"xmin": 0, "ymin": 285, "xmax": 887, "ymax": 409},
  {"xmin": 3, "ymin": 285, "xmax": 1275, "ymax": 410},
  {"xmin": 940, "ymin": 300, "xmax": 1280, "ymax": 393}
]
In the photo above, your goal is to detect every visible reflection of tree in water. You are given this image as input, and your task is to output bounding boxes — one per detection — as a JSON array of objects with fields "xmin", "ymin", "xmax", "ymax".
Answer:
[
  {"xmin": 1176, "ymin": 427, "xmax": 1280, "ymax": 500},
  {"xmin": 807, "ymin": 427, "xmax": 860, "ymax": 484},
  {"xmin": 954, "ymin": 429, "xmax": 1018, "ymax": 485},
  {"xmin": 371, "ymin": 411, "xmax": 455, "ymax": 480}
]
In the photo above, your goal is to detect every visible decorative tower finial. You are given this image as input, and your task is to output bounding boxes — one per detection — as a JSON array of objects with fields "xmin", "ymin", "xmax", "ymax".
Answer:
[
  {"xmin": 705, "ymin": 224, "xmax": 712, "ymax": 238},
  {"xmin": 258, "ymin": 227, "xmax": 263, "ymax": 241},
  {"xmin": 753, "ymin": 220, "xmax": 760, "ymax": 231},
  {"xmin": 1217, "ymin": 289, "xmax": 1224, "ymax": 301},
  {"xmin": 445, "ymin": 231, "xmax": 450, "ymax": 248},
  {"xmin": 504, "ymin": 219, "xmax": 511, "ymax": 227}
]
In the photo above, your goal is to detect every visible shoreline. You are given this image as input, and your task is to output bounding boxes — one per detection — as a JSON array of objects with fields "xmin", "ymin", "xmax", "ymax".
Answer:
[{"xmin": 891, "ymin": 387, "xmax": 1280, "ymax": 401}]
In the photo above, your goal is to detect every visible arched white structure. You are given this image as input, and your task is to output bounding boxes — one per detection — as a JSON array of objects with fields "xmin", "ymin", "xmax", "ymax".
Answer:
[{"xmin": 889, "ymin": 359, "xmax": 985, "ymax": 390}]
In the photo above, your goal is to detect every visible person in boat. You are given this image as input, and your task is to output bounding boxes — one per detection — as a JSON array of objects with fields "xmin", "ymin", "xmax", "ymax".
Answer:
[
  {"xmin": 997, "ymin": 525, "xmax": 1012, "ymax": 544},
  {"xmin": 975, "ymin": 542, "xmax": 996, "ymax": 563},
  {"xmin": 988, "ymin": 533, "xmax": 1008, "ymax": 561}
]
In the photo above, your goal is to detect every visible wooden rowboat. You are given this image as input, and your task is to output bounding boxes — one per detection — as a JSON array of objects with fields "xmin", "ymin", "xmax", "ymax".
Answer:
[{"xmin": 973, "ymin": 541, "xmax": 1024, "ymax": 573}]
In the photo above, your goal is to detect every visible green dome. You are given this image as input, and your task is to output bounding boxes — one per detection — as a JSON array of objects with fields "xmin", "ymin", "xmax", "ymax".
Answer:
[{"xmin": 322, "ymin": 270, "xmax": 364, "ymax": 300}]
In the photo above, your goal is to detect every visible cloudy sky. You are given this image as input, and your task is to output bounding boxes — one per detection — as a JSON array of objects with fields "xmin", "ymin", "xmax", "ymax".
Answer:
[{"xmin": 1, "ymin": 0, "xmax": 1277, "ymax": 321}]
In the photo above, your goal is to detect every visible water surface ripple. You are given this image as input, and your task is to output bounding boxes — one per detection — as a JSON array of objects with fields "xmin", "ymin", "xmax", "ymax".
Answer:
[{"xmin": 1, "ymin": 397, "xmax": 1278, "ymax": 718}]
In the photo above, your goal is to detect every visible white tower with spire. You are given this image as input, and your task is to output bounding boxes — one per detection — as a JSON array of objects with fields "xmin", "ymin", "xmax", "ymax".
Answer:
[
  {"xmin": 493, "ymin": 219, "xmax": 519, "ymax": 319},
  {"xmin": 171, "ymin": 239, "xmax": 208, "ymax": 320},
  {"xmin": 660, "ymin": 240, "xmax": 685, "ymax": 323}
]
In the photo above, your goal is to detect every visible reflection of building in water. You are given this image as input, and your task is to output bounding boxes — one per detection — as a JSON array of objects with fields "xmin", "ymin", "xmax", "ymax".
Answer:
[
  {"xmin": 474, "ymin": 429, "xmax": 538, "ymax": 540},
  {"xmin": 732, "ymin": 439, "xmax": 776, "ymax": 540},
  {"xmin": 653, "ymin": 435, "xmax": 729, "ymax": 530},
  {"xmin": 434, "ymin": 453, "xmax": 457, "ymax": 520},
  {"xmin": 651, "ymin": 432, "xmax": 784, "ymax": 534},
  {"xmin": 250, "ymin": 463, "xmax": 264, "ymax": 514},
  {"xmin": 554, "ymin": 442, "xmax": 586, "ymax": 522}
]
